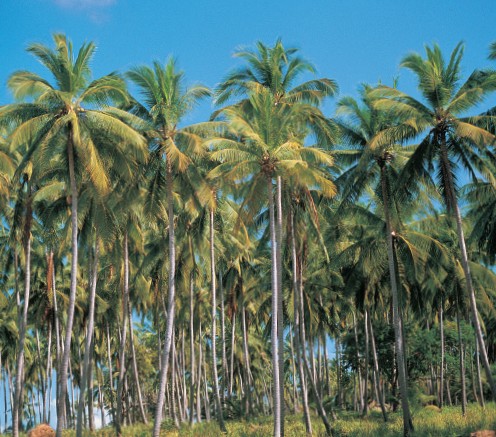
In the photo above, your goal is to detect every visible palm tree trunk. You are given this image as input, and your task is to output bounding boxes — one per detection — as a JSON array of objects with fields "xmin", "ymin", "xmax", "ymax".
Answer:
[
  {"xmin": 364, "ymin": 310, "xmax": 370, "ymax": 415},
  {"xmin": 106, "ymin": 321, "xmax": 116, "ymax": 425},
  {"xmin": 57, "ymin": 132, "xmax": 80, "ymax": 437},
  {"xmin": 241, "ymin": 301, "xmax": 252, "ymax": 416},
  {"xmin": 35, "ymin": 329, "xmax": 46, "ymax": 424},
  {"xmin": 268, "ymin": 175, "xmax": 281, "ymax": 437},
  {"xmin": 219, "ymin": 268, "xmax": 228, "ymax": 407},
  {"xmin": 196, "ymin": 320, "xmax": 203, "ymax": 423},
  {"xmin": 439, "ymin": 141, "xmax": 496, "ymax": 401},
  {"xmin": 210, "ymin": 207, "xmax": 226, "ymax": 431},
  {"xmin": 380, "ymin": 164, "xmax": 413, "ymax": 436},
  {"xmin": 352, "ymin": 312, "xmax": 364, "ymax": 415},
  {"xmin": 77, "ymin": 238, "xmax": 100, "ymax": 437},
  {"xmin": 189, "ymin": 272, "xmax": 196, "ymax": 424},
  {"xmin": 475, "ymin": 330, "xmax": 485, "ymax": 408},
  {"xmin": 439, "ymin": 301, "xmax": 445, "ymax": 409},
  {"xmin": 367, "ymin": 309, "xmax": 388, "ymax": 422},
  {"xmin": 290, "ymin": 210, "xmax": 312, "ymax": 435},
  {"xmin": 116, "ymin": 232, "xmax": 130, "ymax": 436},
  {"xmin": 229, "ymin": 313, "xmax": 236, "ymax": 399},
  {"xmin": 276, "ymin": 176, "xmax": 285, "ymax": 436},
  {"xmin": 298, "ymin": 260, "xmax": 333, "ymax": 437},
  {"xmin": 13, "ymin": 194, "xmax": 33, "ymax": 437},
  {"xmin": 153, "ymin": 162, "xmax": 177, "ymax": 437},
  {"xmin": 456, "ymin": 299, "xmax": 467, "ymax": 416}
]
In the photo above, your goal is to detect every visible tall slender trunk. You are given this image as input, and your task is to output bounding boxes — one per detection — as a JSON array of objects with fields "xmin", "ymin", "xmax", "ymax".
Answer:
[
  {"xmin": 116, "ymin": 233, "xmax": 130, "ymax": 436},
  {"xmin": 128, "ymin": 286, "xmax": 148, "ymax": 424},
  {"xmin": 275, "ymin": 176, "xmax": 284, "ymax": 436},
  {"xmin": 210, "ymin": 207, "xmax": 226, "ymax": 431},
  {"xmin": 439, "ymin": 301, "xmax": 445, "ymax": 409},
  {"xmin": 35, "ymin": 329, "xmax": 46, "ymax": 424},
  {"xmin": 363, "ymin": 310, "xmax": 370, "ymax": 415},
  {"xmin": 352, "ymin": 312, "xmax": 364, "ymax": 415},
  {"xmin": 290, "ymin": 210, "xmax": 312, "ymax": 435},
  {"xmin": 241, "ymin": 301, "xmax": 252, "ymax": 416},
  {"xmin": 106, "ymin": 321, "xmax": 116, "ymax": 425},
  {"xmin": 57, "ymin": 131, "xmax": 80, "ymax": 437},
  {"xmin": 268, "ymin": 175, "xmax": 281, "ymax": 437},
  {"xmin": 196, "ymin": 321, "xmax": 203, "ymax": 423},
  {"xmin": 13, "ymin": 193, "xmax": 33, "ymax": 437},
  {"xmin": 229, "ymin": 314, "xmax": 236, "ymax": 398},
  {"xmin": 189, "ymin": 272, "xmax": 196, "ymax": 424},
  {"xmin": 380, "ymin": 163, "xmax": 413, "ymax": 437},
  {"xmin": 77, "ymin": 238, "xmax": 100, "ymax": 437},
  {"xmin": 456, "ymin": 299, "xmax": 467, "ymax": 416},
  {"xmin": 439, "ymin": 140, "xmax": 496, "ymax": 400},
  {"xmin": 475, "ymin": 330, "xmax": 485, "ymax": 408},
  {"xmin": 367, "ymin": 309, "xmax": 388, "ymax": 422},
  {"xmin": 219, "ymin": 268, "xmax": 228, "ymax": 407},
  {"xmin": 298, "ymin": 257, "xmax": 333, "ymax": 437},
  {"xmin": 45, "ymin": 320, "xmax": 52, "ymax": 425},
  {"xmin": 153, "ymin": 162, "xmax": 177, "ymax": 437}
]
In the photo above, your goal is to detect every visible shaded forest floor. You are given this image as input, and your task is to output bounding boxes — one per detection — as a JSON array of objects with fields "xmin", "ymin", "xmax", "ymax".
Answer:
[{"xmin": 15, "ymin": 402, "xmax": 496, "ymax": 436}]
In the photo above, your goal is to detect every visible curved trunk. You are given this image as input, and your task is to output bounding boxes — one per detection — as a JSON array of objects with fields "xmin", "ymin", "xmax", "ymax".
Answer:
[
  {"xmin": 76, "ymin": 238, "xmax": 100, "ymax": 437},
  {"xmin": 380, "ymin": 164, "xmax": 413, "ymax": 437},
  {"xmin": 290, "ymin": 210, "xmax": 312, "ymax": 435},
  {"xmin": 57, "ymin": 129, "xmax": 79, "ymax": 437},
  {"xmin": 153, "ymin": 162, "xmax": 177, "ymax": 437},
  {"xmin": 13, "ymin": 195, "xmax": 33, "ymax": 437},
  {"xmin": 439, "ymin": 141, "xmax": 496, "ymax": 400},
  {"xmin": 210, "ymin": 207, "xmax": 226, "ymax": 432},
  {"xmin": 115, "ymin": 232, "xmax": 130, "ymax": 436},
  {"xmin": 268, "ymin": 175, "xmax": 281, "ymax": 437}
]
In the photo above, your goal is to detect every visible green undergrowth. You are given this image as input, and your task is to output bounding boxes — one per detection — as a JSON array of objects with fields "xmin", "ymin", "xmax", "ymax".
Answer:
[{"xmin": 15, "ymin": 403, "xmax": 496, "ymax": 436}]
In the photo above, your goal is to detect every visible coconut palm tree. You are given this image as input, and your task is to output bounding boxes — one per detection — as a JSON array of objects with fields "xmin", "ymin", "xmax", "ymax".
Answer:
[
  {"xmin": 334, "ymin": 85, "xmax": 417, "ymax": 435},
  {"xmin": 126, "ymin": 57, "xmax": 211, "ymax": 436},
  {"xmin": 210, "ymin": 87, "xmax": 336, "ymax": 436},
  {"xmin": 372, "ymin": 42, "xmax": 496, "ymax": 401},
  {"xmin": 0, "ymin": 34, "xmax": 147, "ymax": 435}
]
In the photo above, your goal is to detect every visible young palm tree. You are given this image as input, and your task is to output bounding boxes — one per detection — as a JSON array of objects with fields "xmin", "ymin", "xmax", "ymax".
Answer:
[
  {"xmin": 0, "ymin": 34, "xmax": 147, "ymax": 436},
  {"xmin": 373, "ymin": 42, "xmax": 496, "ymax": 401},
  {"xmin": 126, "ymin": 58, "xmax": 211, "ymax": 437}
]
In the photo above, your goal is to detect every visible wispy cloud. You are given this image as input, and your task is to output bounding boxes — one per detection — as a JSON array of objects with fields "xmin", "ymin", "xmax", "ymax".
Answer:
[
  {"xmin": 54, "ymin": 0, "xmax": 116, "ymax": 9},
  {"xmin": 52, "ymin": 0, "xmax": 116, "ymax": 23}
]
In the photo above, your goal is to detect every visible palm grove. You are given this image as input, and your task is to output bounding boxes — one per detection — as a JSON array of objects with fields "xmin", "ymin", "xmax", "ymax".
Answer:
[{"xmin": 1, "ymin": 34, "xmax": 496, "ymax": 437}]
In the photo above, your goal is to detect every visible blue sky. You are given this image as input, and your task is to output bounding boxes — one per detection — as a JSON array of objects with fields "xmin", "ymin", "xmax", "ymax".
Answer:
[{"xmin": 2, "ymin": 0, "xmax": 496, "ymax": 123}]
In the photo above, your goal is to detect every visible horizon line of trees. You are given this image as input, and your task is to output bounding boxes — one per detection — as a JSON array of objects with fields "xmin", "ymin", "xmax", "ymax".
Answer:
[{"xmin": 1, "ymin": 34, "xmax": 496, "ymax": 437}]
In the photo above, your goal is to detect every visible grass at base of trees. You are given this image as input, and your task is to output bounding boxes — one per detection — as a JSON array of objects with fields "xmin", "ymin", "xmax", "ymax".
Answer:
[{"xmin": 33, "ymin": 402, "xmax": 494, "ymax": 436}]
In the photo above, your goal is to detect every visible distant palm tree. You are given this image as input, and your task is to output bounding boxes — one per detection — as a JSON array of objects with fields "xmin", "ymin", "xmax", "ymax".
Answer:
[
  {"xmin": 373, "ymin": 42, "xmax": 496, "ymax": 402},
  {"xmin": 0, "ymin": 34, "xmax": 147, "ymax": 436}
]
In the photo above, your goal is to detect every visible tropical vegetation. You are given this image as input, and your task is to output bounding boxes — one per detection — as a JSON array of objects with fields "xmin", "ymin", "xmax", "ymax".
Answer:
[{"xmin": 0, "ymin": 34, "xmax": 496, "ymax": 437}]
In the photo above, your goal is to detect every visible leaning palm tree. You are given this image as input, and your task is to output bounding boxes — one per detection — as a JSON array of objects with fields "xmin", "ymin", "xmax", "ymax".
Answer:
[
  {"xmin": 0, "ymin": 34, "xmax": 147, "ymax": 436},
  {"xmin": 372, "ymin": 42, "xmax": 496, "ymax": 401},
  {"xmin": 126, "ymin": 58, "xmax": 211, "ymax": 437}
]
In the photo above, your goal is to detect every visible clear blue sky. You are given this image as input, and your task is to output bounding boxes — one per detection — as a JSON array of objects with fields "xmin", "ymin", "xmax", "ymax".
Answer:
[{"xmin": 2, "ymin": 0, "xmax": 496, "ymax": 123}]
